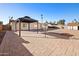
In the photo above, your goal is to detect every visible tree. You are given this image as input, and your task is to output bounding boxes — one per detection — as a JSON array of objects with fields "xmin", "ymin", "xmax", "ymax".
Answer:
[
  {"xmin": 45, "ymin": 21, "xmax": 48, "ymax": 24},
  {"xmin": 49, "ymin": 21, "xmax": 53, "ymax": 25},
  {"xmin": 78, "ymin": 19, "xmax": 79, "ymax": 24},
  {"xmin": 0, "ymin": 21, "xmax": 3, "ymax": 25},
  {"xmin": 73, "ymin": 19, "xmax": 79, "ymax": 24},
  {"xmin": 57, "ymin": 19, "xmax": 65, "ymax": 25},
  {"xmin": 52, "ymin": 21, "xmax": 56, "ymax": 25},
  {"xmin": 74, "ymin": 19, "xmax": 77, "ymax": 23},
  {"xmin": 48, "ymin": 21, "xmax": 57, "ymax": 25},
  {"xmin": 11, "ymin": 16, "xmax": 13, "ymax": 19}
]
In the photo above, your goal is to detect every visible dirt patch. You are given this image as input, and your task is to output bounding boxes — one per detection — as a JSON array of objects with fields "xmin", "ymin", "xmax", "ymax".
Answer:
[{"xmin": 0, "ymin": 31, "xmax": 6, "ymax": 44}]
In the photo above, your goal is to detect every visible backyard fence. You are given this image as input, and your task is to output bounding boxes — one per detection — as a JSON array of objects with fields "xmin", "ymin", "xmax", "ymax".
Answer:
[
  {"xmin": 0, "ymin": 25, "xmax": 3, "ymax": 31},
  {"xmin": 2, "ymin": 25, "xmax": 12, "ymax": 31}
]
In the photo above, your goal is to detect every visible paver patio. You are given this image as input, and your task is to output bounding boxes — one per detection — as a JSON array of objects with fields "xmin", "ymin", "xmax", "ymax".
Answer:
[{"xmin": 0, "ymin": 29, "xmax": 79, "ymax": 56}]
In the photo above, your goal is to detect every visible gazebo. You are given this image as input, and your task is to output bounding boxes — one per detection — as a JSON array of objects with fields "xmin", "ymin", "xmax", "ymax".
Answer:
[{"xmin": 15, "ymin": 16, "xmax": 39, "ymax": 37}]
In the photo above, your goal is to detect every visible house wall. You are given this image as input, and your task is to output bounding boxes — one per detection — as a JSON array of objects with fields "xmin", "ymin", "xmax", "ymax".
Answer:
[
  {"xmin": 16, "ymin": 23, "xmax": 28, "ymax": 30},
  {"xmin": 67, "ymin": 26, "xmax": 78, "ymax": 30},
  {"xmin": 73, "ymin": 26, "xmax": 78, "ymax": 30},
  {"xmin": 10, "ymin": 22, "xmax": 42, "ymax": 31},
  {"xmin": 10, "ymin": 22, "xmax": 16, "ymax": 31}
]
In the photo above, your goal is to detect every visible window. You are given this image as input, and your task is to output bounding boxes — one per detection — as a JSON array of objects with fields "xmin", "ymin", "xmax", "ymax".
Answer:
[{"xmin": 23, "ymin": 23, "xmax": 27, "ymax": 27}]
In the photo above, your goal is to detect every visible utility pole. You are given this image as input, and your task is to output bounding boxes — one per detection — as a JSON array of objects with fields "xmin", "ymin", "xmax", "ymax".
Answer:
[
  {"xmin": 41, "ymin": 14, "xmax": 43, "ymax": 30},
  {"xmin": 44, "ymin": 21, "xmax": 48, "ymax": 38}
]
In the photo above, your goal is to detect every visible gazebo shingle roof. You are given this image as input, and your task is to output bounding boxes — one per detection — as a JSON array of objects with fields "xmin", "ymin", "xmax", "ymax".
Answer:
[
  {"xmin": 10, "ymin": 16, "xmax": 38, "ymax": 23},
  {"xmin": 17, "ymin": 16, "xmax": 38, "ymax": 23}
]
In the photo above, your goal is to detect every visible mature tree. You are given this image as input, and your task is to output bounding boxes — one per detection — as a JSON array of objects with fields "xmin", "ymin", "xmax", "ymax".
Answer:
[
  {"xmin": 48, "ymin": 21, "xmax": 57, "ymax": 25},
  {"xmin": 57, "ymin": 19, "xmax": 65, "ymax": 25},
  {"xmin": 74, "ymin": 19, "xmax": 77, "ymax": 23},
  {"xmin": 0, "ymin": 21, "xmax": 3, "ymax": 25},
  {"xmin": 49, "ymin": 21, "xmax": 53, "ymax": 25},
  {"xmin": 73, "ymin": 19, "xmax": 79, "ymax": 24},
  {"xmin": 52, "ymin": 21, "xmax": 56, "ymax": 25},
  {"xmin": 78, "ymin": 19, "xmax": 79, "ymax": 24},
  {"xmin": 45, "ymin": 20, "xmax": 48, "ymax": 24}
]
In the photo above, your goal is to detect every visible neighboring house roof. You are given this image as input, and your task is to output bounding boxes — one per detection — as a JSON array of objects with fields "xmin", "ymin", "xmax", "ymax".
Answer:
[
  {"xmin": 67, "ymin": 22, "xmax": 79, "ymax": 26},
  {"xmin": 9, "ymin": 16, "xmax": 38, "ymax": 23}
]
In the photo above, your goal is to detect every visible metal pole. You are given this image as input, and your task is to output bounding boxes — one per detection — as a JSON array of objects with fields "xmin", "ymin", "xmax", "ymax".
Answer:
[
  {"xmin": 45, "ymin": 23, "xmax": 47, "ymax": 38},
  {"xmin": 37, "ymin": 21, "xmax": 38, "ymax": 34},
  {"xmin": 45, "ymin": 25, "xmax": 46, "ymax": 38},
  {"xmin": 19, "ymin": 19, "xmax": 21, "ymax": 37},
  {"xmin": 41, "ymin": 14, "xmax": 43, "ymax": 30},
  {"xmin": 15, "ymin": 20, "xmax": 17, "ymax": 32}
]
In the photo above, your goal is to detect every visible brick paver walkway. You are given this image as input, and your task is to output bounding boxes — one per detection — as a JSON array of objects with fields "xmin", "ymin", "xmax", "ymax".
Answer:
[
  {"xmin": 0, "ymin": 31, "xmax": 33, "ymax": 56},
  {"xmin": 0, "ymin": 29, "xmax": 79, "ymax": 56}
]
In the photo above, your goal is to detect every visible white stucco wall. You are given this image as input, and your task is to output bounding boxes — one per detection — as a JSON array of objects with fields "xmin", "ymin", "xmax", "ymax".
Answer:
[
  {"xmin": 10, "ymin": 22, "xmax": 42, "ymax": 31},
  {"xmin": 16, "ymin": 23, "xmax": 28, "ymax": 30},
  {"xmin": 67, "ymin": 26, "xmax": 78, "ymax": 30},
  {"xmin": 10, "ymin": 22, "xmax": 16, "ymax": 31},
  {"xmin": 73, "ymin": 26, "xmax": 78, "ymax": 30}
]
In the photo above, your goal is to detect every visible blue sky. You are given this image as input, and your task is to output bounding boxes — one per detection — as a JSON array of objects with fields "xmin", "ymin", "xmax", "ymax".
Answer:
[{"xmin": 0, "ymin": 3, "xmax": 79, "ymax": 24}]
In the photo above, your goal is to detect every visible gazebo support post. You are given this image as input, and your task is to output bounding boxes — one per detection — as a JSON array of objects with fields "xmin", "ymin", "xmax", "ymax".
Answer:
[
  {"xmin": 15, "ymin": 20, "xmax": 17, "ymax": 32},
  {"xmin": 37, "ymin": 22, "xmax": 38, "ymax": 34},
  {"xmin": 19, "ymin": 20, "xmax": 21, "ymax": 37},
  {"xmin": 44, "ymin": 24, "xmax": 46, "ymax": 38},
  {"xmin": 28, "ymin": 23, "xmax": 30, "ymax": 31},
  {"xmin": 9, "ymin": 20, "xmax": 11, "ymax": 31}
]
